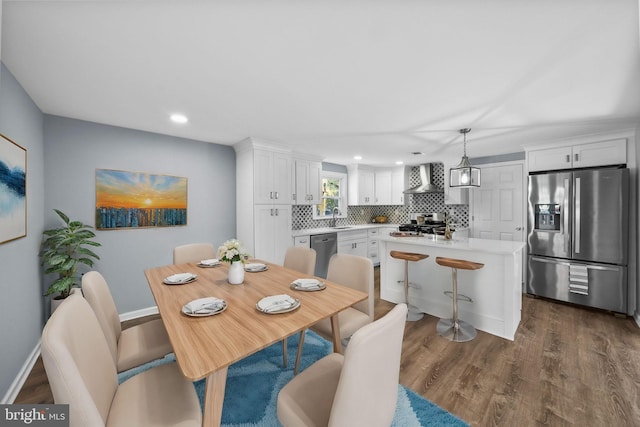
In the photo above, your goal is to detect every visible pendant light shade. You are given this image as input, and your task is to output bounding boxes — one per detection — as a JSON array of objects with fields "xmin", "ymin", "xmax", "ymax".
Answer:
[{"xmin": 450, "ymin": 128, "xmax": 480, "ymax": 188}]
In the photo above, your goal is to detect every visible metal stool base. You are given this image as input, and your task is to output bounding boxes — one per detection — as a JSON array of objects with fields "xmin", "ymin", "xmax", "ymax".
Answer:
[
  {"xmin": 406, "ymin": 306, "xmax": 424, "ymax": 322},
  {"xmin": 436, "ymin": 318, "xmax": 477, "ymax": 342}
]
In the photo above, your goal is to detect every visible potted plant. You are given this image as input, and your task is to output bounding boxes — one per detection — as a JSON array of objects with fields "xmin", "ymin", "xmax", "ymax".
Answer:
[{"xmin": 41, "ymin": 209, "xmax": 101, "ymax": 305}]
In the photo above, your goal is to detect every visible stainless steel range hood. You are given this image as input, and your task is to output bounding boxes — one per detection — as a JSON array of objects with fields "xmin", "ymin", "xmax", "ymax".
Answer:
[{"xmin": 403, "ymin": 163, "xmax": 443, "ymax": 193}]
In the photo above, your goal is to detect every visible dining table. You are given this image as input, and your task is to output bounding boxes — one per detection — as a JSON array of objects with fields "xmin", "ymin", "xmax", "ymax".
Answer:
[{"xmin": 144, "ymin": 259, "xmax": 368, "ymax": 427}]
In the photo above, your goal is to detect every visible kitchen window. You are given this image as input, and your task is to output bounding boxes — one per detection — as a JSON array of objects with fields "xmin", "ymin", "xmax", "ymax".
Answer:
[{"xmin": 313, "ymin": 172, "xmax": 347, "ymax": 220}]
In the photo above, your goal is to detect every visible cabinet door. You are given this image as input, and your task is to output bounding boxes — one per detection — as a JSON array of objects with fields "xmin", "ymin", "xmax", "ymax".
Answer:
[
  {"xmin": 527, "ymin": 146, "xmax": 572, "ymax": 172},
  {"xmin": 360, "ymin": 169, "xmax": 375, "ymax": 205},
  {"xmin": 254, "ymin": 205, "xmax": 275, "ymax": 260},
  {"xmin": 391, "ymin": 167, "xmax": 405, "ymax": 205},
  {"xmin": 294, "ymin": 160, "xmax": 310, "ymax": 205},
  {"xmin": 254, "ymin": 150, "xmax": 275, "ymax": 204},
  {"xmin": 272, "ymin": 206, "xmax": 291, "ymax": 263},
  {"xmin": 572, "ymin": 139, "xmax": 626, "ymax": 168},
  {"xmin": 308, "ymin": 161, "xmax": 322, "ymax": 204},
  {"xmin": 338, "ymin": 239, "xmax": 367, "ymax": 257},
  {"xmin": 294, "ymin": 235, "xmax": 311, "ymax": 248},
  {"xmin": 374, "ymin": 170, "xmax": 392, "ymax": 205},
  {"xmin": 272, "ymin": 152, "xmax": 292, "ymax": 204}
]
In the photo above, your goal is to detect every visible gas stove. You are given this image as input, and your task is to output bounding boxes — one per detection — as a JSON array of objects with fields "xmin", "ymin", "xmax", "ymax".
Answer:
[{"xmin": 398, "ymin": 222, "xmax": 447, "ymax": 235}]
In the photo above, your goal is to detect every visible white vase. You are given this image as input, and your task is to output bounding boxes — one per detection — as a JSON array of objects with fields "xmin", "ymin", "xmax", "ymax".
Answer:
[{"xmin": 228, "ymin": 260, "xmax": 245, "ymax": 285}]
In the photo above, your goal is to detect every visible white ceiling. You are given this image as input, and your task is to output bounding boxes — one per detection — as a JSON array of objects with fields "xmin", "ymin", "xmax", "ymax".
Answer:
[{"xmin": 2, "ymin": 0, "xmax": 640, "ymax": 166}]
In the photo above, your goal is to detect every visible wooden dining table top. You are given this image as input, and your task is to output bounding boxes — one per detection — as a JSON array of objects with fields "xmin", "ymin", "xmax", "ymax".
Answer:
[{"xmin": 144, "ymin": 259, "xmax": 368, "ymax": 381}]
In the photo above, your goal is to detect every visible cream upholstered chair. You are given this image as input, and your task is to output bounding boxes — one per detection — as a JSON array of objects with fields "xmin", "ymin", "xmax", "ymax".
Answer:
[
  {"xmin": 278, "ymin": 303, "xmax": 408, "ymax": 427},
  {"xmin": 283, "ymin": 246, "xmax": 317, "ymax": 276},
  {"xmin": 41, "ymin": 292, "xmax": 202, "ymax": 427},
  {"xmin": 280, "ymin": 247, "xmax": 317, "ymax": 368},
  {"xmin": 173, "ymin": 242, "xmax": 216, "ymax": 264},
  {"xmin": 293, "ymin": 253, "xmax": 374, "ymax": 374},
  {"xmin": 82, "ymin": 271, "xmax": 173, "ymax": 372}
]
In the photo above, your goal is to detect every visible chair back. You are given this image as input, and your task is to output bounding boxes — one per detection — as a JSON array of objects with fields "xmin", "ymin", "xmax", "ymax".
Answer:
[
  {"xmin": 41, "ymin": 292, "xmax": 118, "ymax": 426},
  {"xmin": 173, "ymin": 242, "xmax": 216, "ymax": 264},
  {"xmin": 283, "ymin": 246, "xmax": 317, "ymax": 275},
  {"xmin": 81, "ymin": 271, "xmax": 121, "ymax": 366},
  {"xmin": 326, "ymin": 253, "xmax": 374, "ymax": 321},
  {"xmin": 329, "ymin": 303, "xmax": 408, "ymax": 427}
]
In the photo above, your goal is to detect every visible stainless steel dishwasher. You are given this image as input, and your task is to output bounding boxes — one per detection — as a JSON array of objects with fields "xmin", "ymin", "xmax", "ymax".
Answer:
[{"xmin": 310, "ymin": 233, "xmax": 337, "ymax": 278}]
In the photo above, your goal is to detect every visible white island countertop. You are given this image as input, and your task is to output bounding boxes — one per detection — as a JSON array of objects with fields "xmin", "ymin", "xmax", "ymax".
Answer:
[{"xmin": 379, "ymin": 235, "xmax": 525, "ymax": 255}]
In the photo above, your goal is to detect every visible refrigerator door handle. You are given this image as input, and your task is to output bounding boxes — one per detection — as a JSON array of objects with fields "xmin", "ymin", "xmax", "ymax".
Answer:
[
  {"xmin": 563, "ymin": 178, "xmax": 570, "ymax": 254},
  {"xmin": 575, "ymin": 177, "xmax": 581, "ymax": 254}
]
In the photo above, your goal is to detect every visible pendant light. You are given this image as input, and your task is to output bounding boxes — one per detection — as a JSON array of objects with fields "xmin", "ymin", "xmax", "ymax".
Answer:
[{"xmin": 449, "ymin": 128, "xmax": 480, "ymax": 187}]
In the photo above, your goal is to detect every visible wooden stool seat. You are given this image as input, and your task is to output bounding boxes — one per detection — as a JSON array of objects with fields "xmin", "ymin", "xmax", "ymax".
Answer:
[
  {"xmin": 389, "ymin": 251, "xmax": 429, "ymax": 321},
  {"xmin": 435, "ymin": 257, "xmax": 484, "ymax": 342},
  {"xmin": 435, "ymin": 257, "xmax": 484, "ymax": 271},
  {"xmin": 390, "ymin": 251, "xmax": 429, "ymax": 263}
]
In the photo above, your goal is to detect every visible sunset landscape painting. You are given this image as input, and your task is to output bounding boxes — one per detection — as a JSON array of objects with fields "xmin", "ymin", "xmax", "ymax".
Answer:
[{"xmin": 95, "ymin": 169, "xmax": 187, "ymax": 229}]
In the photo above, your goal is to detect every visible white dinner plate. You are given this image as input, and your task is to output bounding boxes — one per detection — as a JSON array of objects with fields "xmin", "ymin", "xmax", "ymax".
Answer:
[
  {"xmin": 182, "ymin": 297, "xmax": 227, "ymax": 317},
  {"xmin": 163, "ymin": 273, "xmax": 198, "ymax": 285},
  {"xmin": 245, "ymin": 263, "xmax": 268, "ymax": 272},
  {"xmin": 290, "ymin": 278, "xmax": 326, "ymax": 291},
  {"xmin": 256, "ymin": 294, "xmax": 300, "ymax": 314},
  {"xmin": 197, "ymin": 258, "xmax": 220, "ymax": 268}
]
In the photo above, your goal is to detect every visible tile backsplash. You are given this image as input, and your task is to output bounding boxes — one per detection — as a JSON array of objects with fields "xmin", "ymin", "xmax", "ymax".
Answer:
[{"xmin": 292, "ymin": 163, "xmax": 469, "ymax": 230}]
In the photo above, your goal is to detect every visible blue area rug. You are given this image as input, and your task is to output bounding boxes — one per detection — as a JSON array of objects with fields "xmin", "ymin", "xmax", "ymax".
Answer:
[{"xmin": 118, "ymin": 331, "xmax": 468, "ymax": 427}]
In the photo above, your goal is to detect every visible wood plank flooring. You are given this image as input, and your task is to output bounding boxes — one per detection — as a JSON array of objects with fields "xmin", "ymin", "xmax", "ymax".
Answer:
[{"xmin": 15, "ymin": 268, "xmax": 640, "ymax": 426}]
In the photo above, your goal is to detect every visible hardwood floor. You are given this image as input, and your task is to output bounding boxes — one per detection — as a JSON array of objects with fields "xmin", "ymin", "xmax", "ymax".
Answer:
[{"xmin": 15, "ymin": 268, "xmax": 640, "ymax": 426}]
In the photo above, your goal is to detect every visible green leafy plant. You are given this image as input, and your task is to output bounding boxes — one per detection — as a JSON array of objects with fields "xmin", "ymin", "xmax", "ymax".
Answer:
[{"xmin": 40, "ymin": 209, "xmax": 101, "ymax": 299}]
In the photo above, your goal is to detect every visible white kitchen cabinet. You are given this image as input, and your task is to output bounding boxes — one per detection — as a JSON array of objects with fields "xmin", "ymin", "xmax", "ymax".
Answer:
[
  {"xmin": 391, "ymin": 166, "xmax": 406, "ymax": 205},
  {"xmin": 254, "ymin": 149, "xmax": 292, "ymax": 205},
  {"xmin": 292, "ymin": 157, "xmax": 322, "ymax": 205},
  {"xmin": 367, "ymin": 228, "xmax": 380, "ymax": 265},
  {"xmin": 293, "ymin": 235, "xmax": 311, "ymax": 248},
  {"xmin": 374, "ymin": 170, "xmax": 392, "ymax": 205},
  {"xmin": 527, "ymin": 139, "xmax": 626, "ymax": 172},
  {"xmin": 347, "ymin": 165, "xmax": 375, "ymax": 205},
  {"xmin": 337, "ymin": 229, "xmax": 368, "ymax": 257},
  {"xmin": 235, "ymin": 138, "xmax": 293, "ymax": 265},
  {"xmin": 254, "ymin": 205, "xmax": 291, "ymax": 264}
]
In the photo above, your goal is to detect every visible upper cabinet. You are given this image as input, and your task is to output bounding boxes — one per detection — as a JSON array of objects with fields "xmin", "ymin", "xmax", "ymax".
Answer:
[
  {"xmin": 254, "ymin": 149, "xmax": 292, "ymax": 205},
  {"xmin": 348, "ymin": 165, "xmax": 405, "ymax": 206},
  {"xmin": 347, "ymin": 165, "xmax": 375, "ymax": 205},
  {"xmin": 292, "ymin": 156, "xmax": 322, "ymax": 205},
  {"xmin": 527, "ymin": 139, "xmax": 627, "ymax": 172}
]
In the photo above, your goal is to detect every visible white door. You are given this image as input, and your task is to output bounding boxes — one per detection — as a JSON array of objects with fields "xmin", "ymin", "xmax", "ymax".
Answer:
[{"xmin": 471, "ymin": 163, "xmax": 525, "ymax": 241}]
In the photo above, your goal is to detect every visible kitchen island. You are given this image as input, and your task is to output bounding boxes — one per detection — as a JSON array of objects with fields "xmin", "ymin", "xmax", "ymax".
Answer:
[{"xmin": 379, "ymin": 235, "xmax": 525, "ymax": 340}]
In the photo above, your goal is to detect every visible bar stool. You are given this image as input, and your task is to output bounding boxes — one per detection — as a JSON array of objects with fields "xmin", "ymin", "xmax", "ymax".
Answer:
[
  {"xmin": 390, "ymin": 250, "xmax": 429, "ymax": 321},
  {"xmin": 435, "ymin": 257, "xmax": 484, "ymax": 342}
]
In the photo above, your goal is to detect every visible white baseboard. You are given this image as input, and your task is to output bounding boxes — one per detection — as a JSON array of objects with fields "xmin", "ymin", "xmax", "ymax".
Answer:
[
  {"xmin": 2, "ymin": 306, "xmax": 160, "ymax": 404},
  {"xmin": 119, "ymin": 306, "xmax": 159, "ymax": 322},
  {"xmin": 2, "ymin": 341, "xmax": 41, "ymax": 404}
]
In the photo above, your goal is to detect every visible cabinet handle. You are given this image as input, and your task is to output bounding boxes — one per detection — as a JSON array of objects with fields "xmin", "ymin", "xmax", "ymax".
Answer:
[
  {"xmin": 292, "ymin": 193, "xmax": 296, "ymax": 201},
  {"xmin": 566, "ymin": 155, "xmax": 570, "ymax": 163},
  {"xmin": 575, "ymin": 153, "xmax": 579, "ymax": 162},
  {"xmin": 275, "ymin": 191, "xmax": 279, "ymax": 199},
  {"xmin": 275, "ymin": 208, "xmax": 279, "ymax": 216},
  {"xmin": 270, "ymin": 191, "xmax": 274, "ymax": 199},
  {"xmin": 270, "ymin": 208, "xmax": 274, "ymax": 216}
]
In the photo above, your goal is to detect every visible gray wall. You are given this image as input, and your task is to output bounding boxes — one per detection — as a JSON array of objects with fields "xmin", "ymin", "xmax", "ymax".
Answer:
[
  {"xmin": 43, "ymin": 116, "xmax": 236, "ymax": 314},
  {"xmin": 0, "ymin": 61, "xmax": 237, "ymax": 400},
  {"xmin": 0, "ymin": 63, "xmax": 45, "ymax": 401}
]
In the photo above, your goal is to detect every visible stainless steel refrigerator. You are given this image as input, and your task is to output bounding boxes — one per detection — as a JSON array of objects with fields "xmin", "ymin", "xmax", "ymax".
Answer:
[{"xmin": 527, "ymin": 166, "xmax": 629, "ymax": 313}]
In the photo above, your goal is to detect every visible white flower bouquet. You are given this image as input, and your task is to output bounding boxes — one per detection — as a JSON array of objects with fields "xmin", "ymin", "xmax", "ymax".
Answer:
[{"xmin": 217, "ymin": 239, "xmax": 248, "ymax": 263}]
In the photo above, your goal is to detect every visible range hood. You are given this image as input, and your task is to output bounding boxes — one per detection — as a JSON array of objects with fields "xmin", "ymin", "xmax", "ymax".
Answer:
[{"xmin": 403, "ymin": 163, "xmax": 443, "ymax": 194}]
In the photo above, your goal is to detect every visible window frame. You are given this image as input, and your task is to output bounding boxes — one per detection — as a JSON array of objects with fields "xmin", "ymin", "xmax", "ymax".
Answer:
[{"xmin": 312, "ymin": 171, "xmax": 348, "ymax": 220}]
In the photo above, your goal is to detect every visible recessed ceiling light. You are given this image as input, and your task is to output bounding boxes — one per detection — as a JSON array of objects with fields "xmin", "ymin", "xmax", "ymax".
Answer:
[
  {"xmin": 395, "ymin": 161, "xmax": 404, "ymax": 165},
  {"xmin": 170, "ymin": 113, "xmax": 188, "ymax": 124},
  {"xmin": 354, "ymin": 155, "xmax": 362, "ymax": 160},
  {"xmin": 411, "ymin": 152, "xmax": 424, "ymax": 156}
]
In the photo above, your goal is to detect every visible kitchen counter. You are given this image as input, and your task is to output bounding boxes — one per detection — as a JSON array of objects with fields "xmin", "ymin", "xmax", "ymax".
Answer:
[
  {"xmin": 379, "ymin": 236, "xmax": 524, "ymax": 340},
  {"xmin": 291, "ymin": 223, "xmax": 399, "ymax": 237}
]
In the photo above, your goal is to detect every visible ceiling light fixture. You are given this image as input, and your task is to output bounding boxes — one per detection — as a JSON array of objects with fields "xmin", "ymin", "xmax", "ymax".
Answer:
[
  {"xmin": 170, "ymin": 113, "xmax": 188, "ymax": 124},
  {"xmin": 395, "ymin": 161, "xmax": 404, "ymax": 165},
  {"xmin": 354, "ymin": 155, "xmax": 362, "ymax": 160},
  {"xmin": 449, "ymin": 128, "xmax": 480, "ymax": 188}
]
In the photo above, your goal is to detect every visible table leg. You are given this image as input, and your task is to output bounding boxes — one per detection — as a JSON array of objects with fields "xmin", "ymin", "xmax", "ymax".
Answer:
[
  {"xmin": 202, "ymin": 366, "xmax": 228, "ymax": 427},
  {"xmin": 330, "ymin": 314, "xmax": 342, "ymax": 354}
]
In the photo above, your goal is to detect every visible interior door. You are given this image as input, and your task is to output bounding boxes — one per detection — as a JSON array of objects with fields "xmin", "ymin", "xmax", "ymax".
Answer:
[{"xmin": 471, "ymin": 163, "xmax": 525, "ymax": 241}]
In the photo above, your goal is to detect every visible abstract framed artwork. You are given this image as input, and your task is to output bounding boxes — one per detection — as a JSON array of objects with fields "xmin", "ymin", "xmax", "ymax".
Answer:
[
  {"xmin": 0, "ymin": 133, "xmax": 27, "ymax": 244},
  {"xmin": 95, "ymin": 169, "xmax": 187, "ymax": 229}
]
